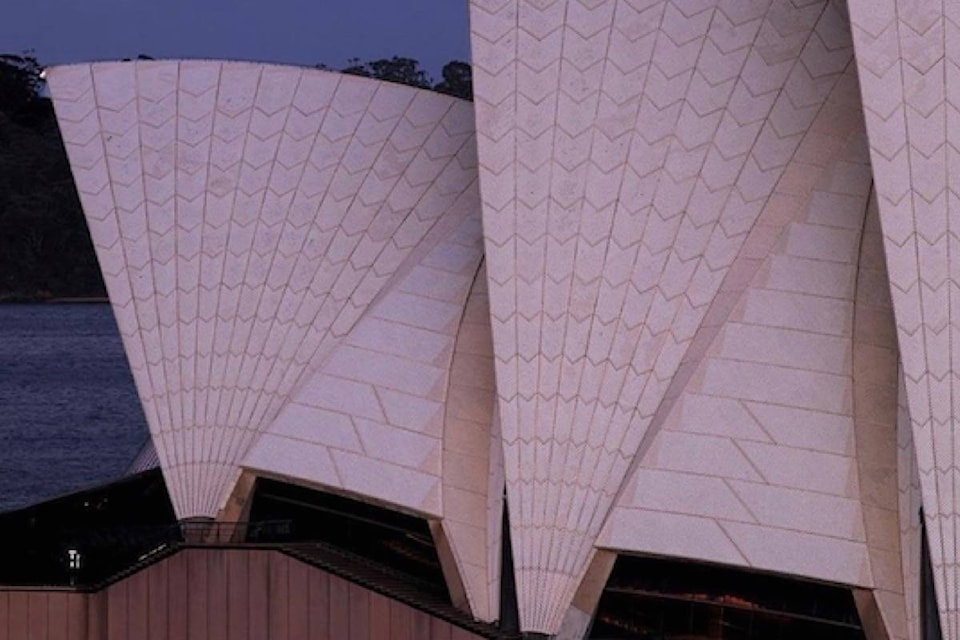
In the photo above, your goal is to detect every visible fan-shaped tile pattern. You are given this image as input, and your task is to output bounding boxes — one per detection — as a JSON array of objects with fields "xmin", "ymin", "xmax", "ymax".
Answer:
[
  {"xmin": 243, "ymin": 203, "xmax": 484, "ymax": 516},
  {"xmin": 48, "ymin": 61, "xmax": 477, "ymax": 519},
  {"xmin": 244, "ymin": 209, "xmax": 504, "ymax": 623},
  {"xmin": 847, "ymin": 1, "xmax": 960, "ymax": 635},
  {"xmin": 470, "ymin": 0, "xmax": 853, "ymax": 631},
  {"xmin": 599, "ymin": 58, "xmax": 877, "ymax": 589}
]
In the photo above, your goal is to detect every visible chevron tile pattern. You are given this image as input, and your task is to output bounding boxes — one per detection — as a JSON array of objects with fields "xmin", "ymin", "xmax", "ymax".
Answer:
[
  {"xmin": 599, "ymin": 54, "xmax": 878, "ymax": 587},
  {"xmin": 241, "ymin": 202, "xmax": 506, "ymax": 622},
  {"xmin": 847, "ymin": 1, "xmax": 960, "ymax": 635},
  {"xmin": 47, "ymin": 61, "xmax": 477, "ymax": 519},
  {"xmin": 243, "ymin": 205, "xmax": 483, "ymax": 515},
  {"xmin": 470, "ymin": 0, "xmax": 854, "ymax": 631},
  {"xmin": 43, "ymin": 5, "xmax": 960, "ymax": 632}
]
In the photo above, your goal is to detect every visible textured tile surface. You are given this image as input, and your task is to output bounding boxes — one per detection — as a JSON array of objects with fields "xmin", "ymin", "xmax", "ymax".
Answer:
[
  {"xmin": 48, "ymin": 61, "xmax": 477, "ymax": 519},
  {"xmin": 599, "ymin": 57, "xmax": 879, "ymax": 589},
  {"xmin": 242, "ymin": 207, "xmax": 484, "ymax": 516},
  {"xmin": 853, "ymin": 192, "xmax": 908, "ymax": 640},
  {"xmin": 898, "ymin": 366, "xmax": 923, "ymax": 640},
  {"xmin": 847, "ymin": 1, "xmax": 960, "ymax": 635},
  {"xmin": 45, "ymin": 10, "xmax": 960, "ymax": 632},
  {"xmin": 470, "ymin": 0, "xmax": 856, "ymax": 631},
  {"xmin": 241, "ymin": 202, "xmax": 506, "ymax": 624},
  {"xmin": 440, "ymin": 263, "xmax": 504, "ymax": 623}
]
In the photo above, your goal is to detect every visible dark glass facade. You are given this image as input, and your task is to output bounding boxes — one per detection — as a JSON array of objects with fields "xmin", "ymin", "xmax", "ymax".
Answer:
[
  {"xmin": 248, "ymin": 477, "xmax": 448, "ymax": 594},
  {"xmin": 0, "ymin": 468, "xmax": 176, "ymax": 585},
  {"xmin": 589, "ymin": 555, "xmax": 866, "ymax": 640}
]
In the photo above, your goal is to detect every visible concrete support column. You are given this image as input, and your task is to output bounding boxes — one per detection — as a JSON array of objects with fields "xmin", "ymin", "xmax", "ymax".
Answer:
[{"xmin": 554, "ymin": 551, "xmax": 617, "ymax": 640}]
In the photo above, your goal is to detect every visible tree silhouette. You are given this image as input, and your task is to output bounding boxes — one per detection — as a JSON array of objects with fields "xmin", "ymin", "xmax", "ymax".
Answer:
[
  {"xmin": 337, "ymin": 57, "xmax": 472, "ymax": 100},
  {"xmin": 434, "ymin": 61, "xmax": 472, "ymax": 100},
  {"xmin": 0, "ymin": 53, "xmax": 45, "ymax": 125},
  {"xmin": 0, "ymin": 55, "xmax": 103, "ymax": 300},
  {"xmin": 0, "ymin": 53, "xmax": 474, "ymax": 300},
  {"xmin": 341, "ymin": 56, "xmax": 433, "ymax": 89}
]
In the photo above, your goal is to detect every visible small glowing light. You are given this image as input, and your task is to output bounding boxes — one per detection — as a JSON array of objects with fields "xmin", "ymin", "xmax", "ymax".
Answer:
[
  {"xmin": 39, "ymin": 69, "xmax": 47, "ymax": 80},
  {"xmin": 67, "ymin": 549, "xmax": 82, "ymax": 570}
]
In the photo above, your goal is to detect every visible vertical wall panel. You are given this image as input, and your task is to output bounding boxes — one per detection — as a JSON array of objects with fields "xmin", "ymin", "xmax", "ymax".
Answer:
[
  {"xmin": 369, "ymin": 592, "xmax": 391, "ymax": 640},
  {"xmin": 247, "ymin": 551, "xmax": 269, "ymax": 640},
  {"xmin": 186, "ymin": 550, "xmax": 207, "ymax": 639},
  {"xmin": 27, "ymin": 593, "xmax": 47, "ymax": 640},
  {"xmin": 67, "ymin": 593, "xmax": 87, "ymax": 640},
  {"xmin": 268, "ymin": 551, "xmax": 289, "ymax": 640},
  {"xmin": 452, "ymin": 627, "xmax": 479, "ymax": 640},
  {"xmin": 411, "ymin": 606, "xmax": 431, "ymax": 640},
  {"xmin": 0, "ymin": 549, "xmax": 486, "ymax": 640},
  {"xmin": 147, "ymin": 554, "xmax": 168, "ymax": 640},
  {"xmin": 8, "ymin": 593, "xmax": 28, "ymax": 640},
  {"xmin": 307, "ymin": 569, "xmax": 330, "ymax": 640},
  {"xmin": 106, "ymin": 581, "xmax": 127, "ymax": 640},
  {"xmin": 0, "ymin": 592, "xmax": 94, "ymax": 640},
  {"xmin": 126, "ymin": 568, "xmax": 148, "ymax": 639},
  {"xmin": 327, "ymin": 575, "xmax": 349, "ymax": 639},
  {"xmin": 86, "ymin": 592, "xmax": 107, "ymax": 640},
  {"xmin": 347, "ymin": 584, "xmax": 369, "ymax": 640},
  {"xmin": 287, "ymin": 558, "xmax": 309, "ymax": 640},
  {"xmin": 206, "ymin": 549, "xmax": 228, "ymax": 640},
  {"xmin": 0, "ymin": 593, "xmax": 8, "ymax": 639},
  {"xmin": 430, "ymin": 617, "xmax": 453, "ymax": 640},
  {"xmin": 390, "ymin": 599, "xmax": 413, "ymax": 640},
  {"xmin": 48, "ymin": 592, "xmax": 70, "ymax": 640},
  {"xmin": 226, "ymin": 550, "xmax": 249, "ymax": 640},
  {"xmin": 165, "ymin": 552, "xmax": 188, "ymax": 640}
]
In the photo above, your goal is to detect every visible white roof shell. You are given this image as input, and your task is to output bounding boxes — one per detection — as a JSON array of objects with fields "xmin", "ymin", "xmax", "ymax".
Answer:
[{"xmin": 44, "ymin": 1, "xmax": 960, "ymax": 630}]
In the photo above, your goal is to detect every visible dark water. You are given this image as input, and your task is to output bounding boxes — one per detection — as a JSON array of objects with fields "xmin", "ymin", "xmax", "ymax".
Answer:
[{"xmin": 0, "ymin": 304, "xmax": 148, "ymax": 511}]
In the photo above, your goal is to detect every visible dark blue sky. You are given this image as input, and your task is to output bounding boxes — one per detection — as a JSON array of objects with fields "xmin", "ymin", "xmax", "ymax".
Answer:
[{"xmin": 0, "ymin": 0, "xmax": 471, "ymax": 78}]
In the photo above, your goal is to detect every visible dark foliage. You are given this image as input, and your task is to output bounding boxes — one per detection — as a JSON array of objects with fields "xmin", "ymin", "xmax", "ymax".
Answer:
[
  {"xmin": 434, "ymin": 60, "xmax": 473, "ymax": 100},
  {"xmin": 341, "ymin": 55, "xmax": 433, "ymax": 89},
  {"xmin": 0, "ymin": 54, "xmax": 472, "ymax": 301},
  {"xmin": 0, "ymin": 55, "xmax": 105, "ymax": 300},
  {"xmin": 0, "ymin": 54, "xmax": 44, "ymax": 125},
  {"xmin": 338, "ymin": 56, "xmax": 472, "ymax": 100}
]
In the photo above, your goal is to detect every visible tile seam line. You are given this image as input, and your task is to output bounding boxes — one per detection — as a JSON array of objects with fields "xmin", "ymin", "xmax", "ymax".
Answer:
[
  {"xmin": 213, "ymin": 67, "xmax": 306, "ymax": 496},
  {"xmin": 241, "ymin": 75, "xmax": 428, "ymax": 437},
  {"xmin": 85, "ymin": 63, "xmax": 182, "ymax": 514},
  {"xmin": 588, "ymin": 0, "xmax": 846, "ymax": 557}
]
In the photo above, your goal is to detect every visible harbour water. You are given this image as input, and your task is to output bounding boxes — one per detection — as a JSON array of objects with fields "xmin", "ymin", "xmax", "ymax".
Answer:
[{"xmin": 0, "ymin": 304, "xmax": 147, "ymax": 511}]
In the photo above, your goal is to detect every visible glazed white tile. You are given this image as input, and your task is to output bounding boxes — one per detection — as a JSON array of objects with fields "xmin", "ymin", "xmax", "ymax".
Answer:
[
  {"xmin": 470, "ymin": 0, "xmax": 857, "ymax": 631},
  {"xmin": 48, "ymin": 61, "xmax": 477, "ymax": 519},
  {"xmin": 600, "ymin": 45, "xmax": 909, "ymax": 636},
  {"xmin": 848, "ymin": 0, "xmax": 960, "ymax": 634}
]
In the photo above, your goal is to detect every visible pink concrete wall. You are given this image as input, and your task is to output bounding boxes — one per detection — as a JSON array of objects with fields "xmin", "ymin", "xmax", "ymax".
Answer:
[{"xmin": 0, "ymin": 549, "xmax": 484, "ymax": 640}]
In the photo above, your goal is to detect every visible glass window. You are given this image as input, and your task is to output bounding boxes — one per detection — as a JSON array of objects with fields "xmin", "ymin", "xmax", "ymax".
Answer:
[{"xmin": 589, "ymin": 555, "xmax": 866, "ymax": 640}]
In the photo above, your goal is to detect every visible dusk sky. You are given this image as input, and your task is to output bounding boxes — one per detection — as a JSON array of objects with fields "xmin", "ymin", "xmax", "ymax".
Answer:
[{"xmin": 0, "ymin": 0, "xmax": 471, "ymax": 78}]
